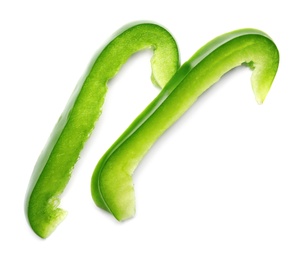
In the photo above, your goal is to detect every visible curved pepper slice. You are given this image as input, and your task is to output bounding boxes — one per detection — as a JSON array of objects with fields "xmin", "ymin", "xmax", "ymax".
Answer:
[
  {"xmin": 25, "ymin": 22, "xmax": 180, "ymax": 238},
  {"xmin": 91, "ymin": 28, "xmax": 279, "ymax": 221}
]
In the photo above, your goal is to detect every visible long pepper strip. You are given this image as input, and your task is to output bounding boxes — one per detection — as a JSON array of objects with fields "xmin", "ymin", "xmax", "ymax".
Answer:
[
  {"xmin": 26, "ymin": 22, "xmax": 179, "ymax": 238},
  {"xmin": 91, "ymin": 28, "xmax": 279, "ymax": 221}
]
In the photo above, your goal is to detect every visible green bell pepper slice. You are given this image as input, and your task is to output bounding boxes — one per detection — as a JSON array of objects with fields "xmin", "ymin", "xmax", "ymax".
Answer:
[
  {"xmin": 25, "ymin": 22, "xmax": 180, "ymax": 238},
  {"xmin": 91, "ymin": 28, "xmax": 279, "ymax": 221}
]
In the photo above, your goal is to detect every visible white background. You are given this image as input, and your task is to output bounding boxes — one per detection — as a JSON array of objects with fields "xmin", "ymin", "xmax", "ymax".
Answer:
[{"xmin": 1, "ymin": 0, "xmax": 292, "ymax": 259}]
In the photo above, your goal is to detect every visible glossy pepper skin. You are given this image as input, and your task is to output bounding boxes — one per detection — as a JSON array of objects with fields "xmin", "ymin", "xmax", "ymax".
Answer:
[
  {"xmin": 91, "ymin": 28, "xmax": 279, "ymax": 221},
  {"xmin": 25, "ymin": 22, "xmax": 180, "ymax": 238}
]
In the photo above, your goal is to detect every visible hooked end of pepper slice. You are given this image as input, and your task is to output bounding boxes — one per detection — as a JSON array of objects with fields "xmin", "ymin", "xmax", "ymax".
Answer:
[
  {"xmin": 27, "ymin": 195, "xmax": 67, "ymax": 239},
  {"xmin": 244, "ymin": 34, "xmax": 279, "ymax": 104},
  {"xmin": 250, "ymin": 54, "xmax": 279, "ymax": 104}
]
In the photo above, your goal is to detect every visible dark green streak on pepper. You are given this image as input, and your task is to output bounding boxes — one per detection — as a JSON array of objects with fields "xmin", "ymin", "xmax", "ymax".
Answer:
[
  {"xmin": 26, "ymin": 22, "xmax": 180, "ymax": 238},
  {"xmin": 91, "ymin": 29, "xmax": 279, "ymax": 221}
]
